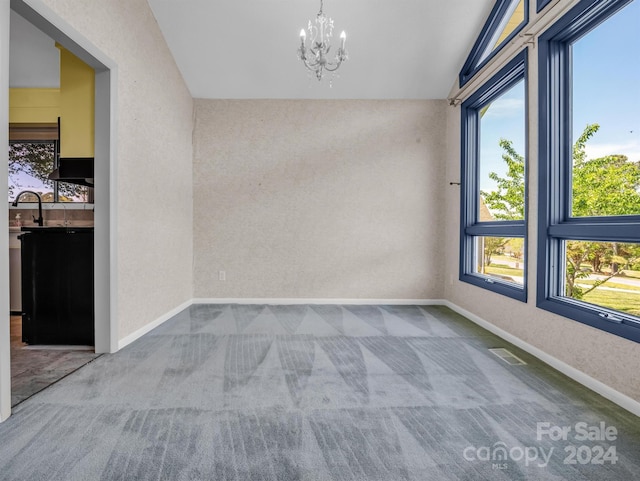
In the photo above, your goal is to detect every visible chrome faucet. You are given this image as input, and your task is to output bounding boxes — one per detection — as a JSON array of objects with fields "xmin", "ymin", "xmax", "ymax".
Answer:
[{"xmin": 12, "ymin": 191, "xmax": 44, "ymax": 226}]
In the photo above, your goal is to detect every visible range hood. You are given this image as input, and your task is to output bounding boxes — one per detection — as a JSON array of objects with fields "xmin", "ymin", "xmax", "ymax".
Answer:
[{"xmin": 48, "ymin": 157, "xmax": 94, "ymax": 187}]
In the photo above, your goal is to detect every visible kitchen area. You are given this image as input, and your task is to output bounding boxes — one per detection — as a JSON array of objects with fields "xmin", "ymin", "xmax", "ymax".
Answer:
[
  {"xmin": 8, "ymin": 10, "xmax": 99, "ymax": 406},
  {"xmin": 9, "ymin": 213, "xmax": 98, "ymax": 406}
]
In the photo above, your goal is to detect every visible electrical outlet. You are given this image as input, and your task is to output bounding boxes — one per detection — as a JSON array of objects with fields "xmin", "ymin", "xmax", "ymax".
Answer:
[{"xmin": 219, "ymin": 271, "xmax": 226, "ymax": 281}]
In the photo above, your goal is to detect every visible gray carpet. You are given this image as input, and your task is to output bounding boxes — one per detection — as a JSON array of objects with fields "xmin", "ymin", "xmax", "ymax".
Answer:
[{"xmin": 0, "ymin": 304, "xmax": 639, "ymax": 480}]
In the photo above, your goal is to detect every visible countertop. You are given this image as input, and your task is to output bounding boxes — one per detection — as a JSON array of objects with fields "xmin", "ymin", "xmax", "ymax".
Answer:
[
  {"xmin": 10, "ymin": 223, "xmax": 93, "ymax": 233},
  {"xmin": 20, "ymin": 226, "xmax": 94, "ymax": 233}
]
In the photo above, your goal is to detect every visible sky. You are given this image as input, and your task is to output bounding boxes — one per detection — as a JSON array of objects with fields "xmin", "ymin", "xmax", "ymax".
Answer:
[
  {"xmin": 480, "ymin": 79, "xmax": 525, "ymax": 195},
  {"xmin": 572, "ymin": 0, "xmax": 640, "ymax": 162},
  {"xmin": 480, "ymin": 0, "xmax": 640, "ymax": 195}
]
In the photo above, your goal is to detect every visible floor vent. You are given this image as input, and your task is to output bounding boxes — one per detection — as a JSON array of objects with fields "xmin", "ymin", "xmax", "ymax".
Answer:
[{"xmin": 489, "ymin": 348, "xmax": 527, "ymax": 365}]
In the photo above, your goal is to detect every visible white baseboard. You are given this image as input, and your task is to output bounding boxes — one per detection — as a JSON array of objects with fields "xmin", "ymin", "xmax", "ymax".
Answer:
[
  {"xmin": 117, "ymin": 299, "xmax": 193, "ymax": 350},
  {"xmin": 192, "ymin": 298, "xmax": 446, "ymax": 306},
  {"xmin": 443, "ymin": 300, "xmax": 640, "ymax": 418}
]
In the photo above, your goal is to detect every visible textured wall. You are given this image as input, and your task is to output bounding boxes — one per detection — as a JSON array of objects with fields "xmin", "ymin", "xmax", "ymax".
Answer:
[
  {"xmin": 39, "ymin": 0, "xmax": 194, "ymax": 339},
  {"xmin": 442, "ymin": 68, "xmax": 640, "ymax": 402},
  {"xmin": 193, "ymin": 100, "xmax": 446, "ymax": 300}
]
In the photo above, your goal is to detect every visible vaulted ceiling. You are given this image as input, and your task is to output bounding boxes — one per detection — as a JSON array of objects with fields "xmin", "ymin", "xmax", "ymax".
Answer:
[{"xmin": 146, "ymin": 0, "xmax": 496, "ymax": 99}]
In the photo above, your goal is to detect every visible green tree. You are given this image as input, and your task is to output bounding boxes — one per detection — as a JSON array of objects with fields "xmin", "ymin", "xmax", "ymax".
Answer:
[
  {"xmin": 481, "ymin": 237, "xmax": 508, "ymax": 270},
  {"xmin": 572, "ymin": 125, "xmax": 640, "ymax": 217},
  {"xmin": 478, "ymin": 139, "xmax": 525, "ymax": 272},
  {"xmin": 481, "ymin": 138, "xmax": 525, "ymax": 220},
  {"xmin": 9, "ymin": 142, "xmax": 86, "ymax": 201},
  {"xmin": 483, "ymin": 123, "xmax": 640, "ymax": 298},
  {"xmin": 9, "ymin": 142, "xmax": 55, "ymax": 199},
  {"xmin": 567, "ymin": 124, "xmax": 640, "ymax": 296}
]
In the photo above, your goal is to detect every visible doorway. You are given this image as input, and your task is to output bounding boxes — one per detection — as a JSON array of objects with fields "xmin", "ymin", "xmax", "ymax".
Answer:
[
  {"xmin": 9, "ymin": 314, "xmax": 101, "ymax": 405},
  {"xmin": 1, "ymin": 0, "xmax": 116, "ymax": 422}
]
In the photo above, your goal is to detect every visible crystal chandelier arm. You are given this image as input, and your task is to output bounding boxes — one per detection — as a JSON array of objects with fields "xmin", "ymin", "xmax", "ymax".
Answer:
[
  {"xmin": 322, "ymin": 47, "xmax": 347, "ymax": 72},
  {"xmin": 308, "ymin": 22, "xmax": 319, "ymax": 45},
  {"xmin": 300, "ymin": 55, "xmax": 322, "ymax": 70},
  {"xmin": 323, "ymin": 59, "xmax": 343, "ymax": 72},
  {"xmin": 298, "ymin": 44, "xmax": 323, "ymax": 70}
]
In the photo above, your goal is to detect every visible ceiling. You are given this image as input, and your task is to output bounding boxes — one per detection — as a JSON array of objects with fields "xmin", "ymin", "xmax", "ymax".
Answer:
[
  {"xmin": 9, "ymin": 10, "xmax": 60, "ymax": 88},
  {"xmin": 146, "ymin": 0, "xmax": 495, "ymax": 100}
]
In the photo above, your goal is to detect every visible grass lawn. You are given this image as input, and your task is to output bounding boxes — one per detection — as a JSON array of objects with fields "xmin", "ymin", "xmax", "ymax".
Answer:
[
  {"xmin": 588, "ymin": 268, "xmax": 640, "ymax": 279},
  {"xmin": 621, "ymin": 270, "xmax": 640, "ymax": 279},
  {"xmin": 482, "ymin": 260, "xmax": 640, "ymax": 316},
  {"xmin": 582, "ymin": 289, "xmax": 640, "ymax": 316},
  {"xmin": 483, "ymin": 261, "xmax": 640, "ymax": 316},
  {"xmin": 578, "ymin": 280, "xmax": 640, "ymax": 292},
  {"xmin": 484, "ymin": 264, "xmax": 524, "ymax": 278}
]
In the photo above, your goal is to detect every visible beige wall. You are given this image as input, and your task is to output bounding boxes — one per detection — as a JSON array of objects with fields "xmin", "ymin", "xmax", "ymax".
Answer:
[
  {"xmin": 193, "ymin": 100, "xmax": 446, "ymax": 300},
  {"xmin": 442, "ymin": 0, "xmax": 640, "ymax": 402},
  {"xmin": 40, "ymin": 0, "xmax": 194, "ymax": 339}
]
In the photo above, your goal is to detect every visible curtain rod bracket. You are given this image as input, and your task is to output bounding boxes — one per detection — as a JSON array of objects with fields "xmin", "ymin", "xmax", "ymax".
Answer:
[{"xmin": 520, "ymin": 32, "xmax": 536, "ymax": 48}]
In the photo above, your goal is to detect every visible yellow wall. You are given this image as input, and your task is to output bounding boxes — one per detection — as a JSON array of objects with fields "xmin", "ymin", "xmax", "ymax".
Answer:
[
  {"xmin": 9, "ymin": 46, "xmax": 94, "ymax": 156},
  {"xmin": 58, "ymin": 45, "xmax": 94, "ymax": 157},
  {"xmin": 494, "ymin": 0, "xmax": 525, "ymax": 48},
  {"xmin": 9, "ymin": 88, "xmax": 60, "ymax": 123}
]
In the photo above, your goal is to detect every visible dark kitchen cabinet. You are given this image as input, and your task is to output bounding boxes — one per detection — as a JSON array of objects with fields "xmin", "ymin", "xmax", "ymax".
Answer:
[{"xmin": 20, "ymin": 227, "xmax": 94, "ymax": 345}]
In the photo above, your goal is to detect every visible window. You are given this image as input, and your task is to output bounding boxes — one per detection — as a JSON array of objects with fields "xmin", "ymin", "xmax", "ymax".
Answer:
[
  {"xmin": 8, "ymin": 123, "xmax": 89, "ymax": 203},
  {"xmin": 459, "ymin": 0, "xmax": 528, "ymax": 87},
  {"xmin": 537, "ymin": 0, "xmax": 552, "ymax": 13},
  {"xmin": 9, "ymin": 141, "xmax": 56, "ymax": 202},
  {"xmin": 538, "ymin": 0, "xmax": 640, "ymax": 342},
  {"xmin": 460, "ymin": 50, "xmax": 528, "ymax": 301}
]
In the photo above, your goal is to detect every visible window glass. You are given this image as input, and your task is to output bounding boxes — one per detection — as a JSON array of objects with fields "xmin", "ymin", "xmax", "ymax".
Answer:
[
  {"xmin": 9, "ymin": 141, "xmax": 55, "ymax": 201},
  {"xmin": 537, "ymin": 0, "xmax": 552, "ymax": 13},
  {"xmin": 563, "ymin": 240, "xmax": 640, "ymax": 317},
  {"xmin": 479, "ymin": 79, "xmax": 526, "ymax": 221},
  {"xmin": 57, "ymin": 181, "xmax": 89, "ymax": 202},
  {"xmin": 538, "ymin": 0, "xmax": 640, "ymax": 341},
  {"xmin": 8, "ymin": 141, "xmax": 88, "ymax": 203},
  {"xmin": 480, "ymin": 0, "xmax": 526, "ymax": 64},
  {"xmin": 473, "ymin": 236, "xmax": 525, "ymax": 286},
  {"xmin": 460, "ymin": 50, "xmax": 527, "ymax": 301},
  {"xmin": 571, "ymin": 0, "xmax": 640, "ymax": 217},
  {"xmin": 459, "ymin": 0, "xmax": 528, "ymax": 87}
]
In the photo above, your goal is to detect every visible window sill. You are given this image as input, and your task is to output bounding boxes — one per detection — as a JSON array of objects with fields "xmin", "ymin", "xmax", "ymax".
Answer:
[
  {"xmin": 460, "ymin": 273, "xmax": 527, "ymax": 302},
  {"xmin": 537, "ymin": 296, "xmax": 640, "ymax": 343}
]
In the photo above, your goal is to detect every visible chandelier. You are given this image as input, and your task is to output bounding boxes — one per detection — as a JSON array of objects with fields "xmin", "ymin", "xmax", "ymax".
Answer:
[{"xmin": 298, "ymin": 0, "xmax": 348, "ymax": 81}]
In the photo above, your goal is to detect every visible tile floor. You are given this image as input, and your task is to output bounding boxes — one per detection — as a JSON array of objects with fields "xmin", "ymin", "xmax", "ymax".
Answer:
[{"xmin": 10, "ymin": 315, "xmax": 101, "ymax": 406}]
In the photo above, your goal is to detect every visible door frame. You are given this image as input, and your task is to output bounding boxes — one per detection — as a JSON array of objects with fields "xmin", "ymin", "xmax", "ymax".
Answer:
[{"xmin": 1, "ymin": 0, "xmax": 118, "ymax": 422}]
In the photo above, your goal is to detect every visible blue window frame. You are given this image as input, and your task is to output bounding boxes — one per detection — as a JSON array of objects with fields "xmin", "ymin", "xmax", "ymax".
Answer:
[
  {"xmin": 537, "ymin": 0, "xmax": 552, "ymax": 12},
  {"xmin": 537, "ymin": 0, "xmax": 640, "ymax": 343},
  {"xmin": 460, "ymin": 50, "xmax": 528, "ymax": 301},
  {"xmin": 459, "ymin": 0, "xmax": 529, "ymax": 88}
]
